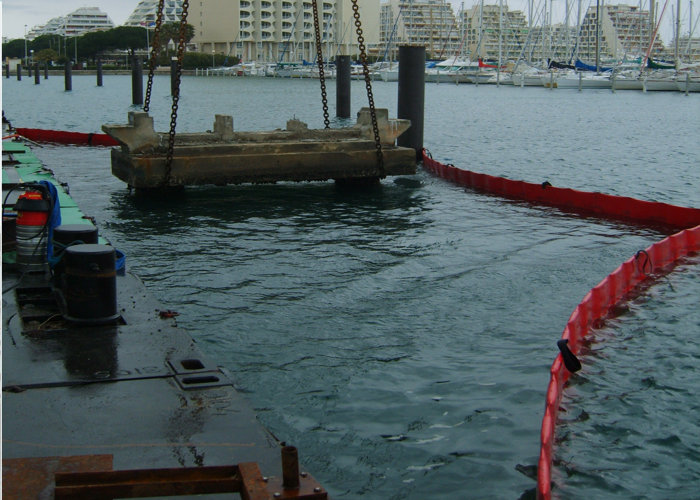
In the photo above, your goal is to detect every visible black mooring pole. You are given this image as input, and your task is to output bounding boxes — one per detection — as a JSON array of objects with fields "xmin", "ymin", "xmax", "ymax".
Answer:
[
  {"xmin": 170, "ymin": 57, "xmax": 178, "ymax": 95},
  {"xmin": 17, "ymin": 64, "xmax": 22, "ymax": 81},
  {"xmin": 132, "ymin": 56, "xmax": 143, "ymax": 105},
  {"xmin": 397, "ymin": 45, "xmax": 425, "ymax": 157},
  {"xmin": 6, "ymin": 63, "xmax": 11, "ymax": 79},
  {"xmin": 27, "ymin": 63, "xmax": 32, "ymax": 78},
  {"xmin": 64, "ymin": 63, "xmax": 72, "ymax": 91},
  {"xmin": 34, "ymin": 64, "xmax": 40, "ymax": 85},
  {"xmin": 336, "ymin": 55, "xmax": 351, "ymax": 118},
  {"xmin": 44, "ymin": 63, "xmax": 49, "ymax": 79},
  {"xmin": 96, "ymin": 58, "xmax": 103, "ymax": 86}
]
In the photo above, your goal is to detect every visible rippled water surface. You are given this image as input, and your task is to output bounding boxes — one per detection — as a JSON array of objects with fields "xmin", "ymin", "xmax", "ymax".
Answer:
[{"xmin": 3, "ymin": 75, "xmax": 699, "ymax": 498}]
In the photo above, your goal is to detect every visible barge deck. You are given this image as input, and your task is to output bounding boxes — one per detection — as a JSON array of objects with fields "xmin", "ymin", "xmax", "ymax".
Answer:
[{"xmin": 2, "ymin": 137, "xmax": 326, "ymax": 498}]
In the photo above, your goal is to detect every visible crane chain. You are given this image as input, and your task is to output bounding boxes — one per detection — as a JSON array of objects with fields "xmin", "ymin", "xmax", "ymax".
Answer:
[
  {"xmin": 312, "ymin": 0, "xmax": 330, "ymax": 129},
  {"xmin": 350, "ymin": 0, "xmax": 384, "ymax": 173},
  {"xmin": 144, "ymin": 0, "xmax": 165, "ymax": 112},
  {"xmin": 163, "ymin": 0, "xmax": 190, "ymax": 187}
]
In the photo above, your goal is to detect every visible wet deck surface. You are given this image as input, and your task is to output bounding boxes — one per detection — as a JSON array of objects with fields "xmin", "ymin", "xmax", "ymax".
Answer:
[
  {"xmin": 2, "ymin": 270, "xmax": 282, "ymax": 474},
  {"xmin": 2, "ymin": 140, "xmax": 292, "ymax": 496}
]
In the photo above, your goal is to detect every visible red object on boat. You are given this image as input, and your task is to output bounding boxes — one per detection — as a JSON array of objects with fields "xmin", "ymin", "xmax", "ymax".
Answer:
[
  {"xmin": 16, "ymin": 191, "xmax": 50, "ymax": 226},
  {"xmin": 14, "ymin": 128, "xmax": 119, "ymax": 147}
]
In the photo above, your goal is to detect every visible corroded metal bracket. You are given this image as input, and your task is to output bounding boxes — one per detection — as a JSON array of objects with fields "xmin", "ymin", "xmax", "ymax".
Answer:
[{"xmin": 3, "ymin": 447, "xmax": 327, "ymax": 500}]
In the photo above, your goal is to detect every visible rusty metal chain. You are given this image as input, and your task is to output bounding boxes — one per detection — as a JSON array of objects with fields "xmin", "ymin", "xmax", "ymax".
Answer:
[
  {"xmin": 350, "ymin": 0, "xmax": 383, "ymax": 172},
  {"xmin": 144, "ymin": 0, "xmax": 165, "ymax": 112},
  {"xmin": 312, "ymin": 0, "xmax": 330, "ymax": 128},
  {"xmin": 163, "ymin": 0, "xmax": 189, "ymax": 187}
]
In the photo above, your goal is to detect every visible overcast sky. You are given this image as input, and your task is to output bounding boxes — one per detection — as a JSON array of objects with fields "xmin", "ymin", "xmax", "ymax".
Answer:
[{"xmin": 1, "ymin": 0, "xmax": 682, "ymax": 47}]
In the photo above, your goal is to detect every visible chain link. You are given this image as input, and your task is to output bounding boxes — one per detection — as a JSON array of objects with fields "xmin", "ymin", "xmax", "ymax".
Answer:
[
  {"xmin": 144, "ymin": 0, "xmax": 165, "ymax": 112},
  {"xmin": 350, "ymin": 0, "xmax": 383, "ymax": 173},
  {"xmin": 312, "ymin": 0, "xmax": 330, "ymax": 129},
  {"xmin": 163, "ymin": 0, "xmax": 189, "ymax": 187}
]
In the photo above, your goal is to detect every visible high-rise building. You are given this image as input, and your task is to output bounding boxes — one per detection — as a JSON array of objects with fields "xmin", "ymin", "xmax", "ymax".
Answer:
[
  {"xmin": 461, "ymin": 3, "xmax": 528, "ymax": 62},
  {"xmin": 380, "ymin": 0, "xmax": 460, "ymax": 60},
  {"xmin": 28, "ymin": 8, "xmax": 114, "ymax": 38},
  {"xmin": 124, "ymin": 1, "xmax": 186, "ymax": 27},
  {"xmin": 190, "ymin": 0, "xmax": 379, "ymax": 63},
  {"xmin": 577, "ymin": 4, "xmax": 664, "ymax": 62}
]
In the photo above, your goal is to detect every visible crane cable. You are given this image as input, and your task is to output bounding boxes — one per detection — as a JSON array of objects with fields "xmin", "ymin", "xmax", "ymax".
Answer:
[
  {"xmin": 312, "ymin": 0, "xmax": 330, "ymax": 129},
  {"xmin": 163, "ymin": 0, "xmax": 190, "ymax": 187},
  {"xmin": 144, "ymin": 0, "xmax": 166, "ymax": 112}
]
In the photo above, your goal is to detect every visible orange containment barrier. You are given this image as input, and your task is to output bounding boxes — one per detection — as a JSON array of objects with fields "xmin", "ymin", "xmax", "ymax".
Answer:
[
  {"xmin": 14, "ymin": 128, "xmax": 119, "ymax": 147},
  {"xmin": 537, "ymin": 225, "xmax": 700, "ymax": 499},
  {"xmin": 419, "ymin": 150, "xmax": 700, "ymax": 499},
  {"xmin": 421, "ymin": 149, "xmax": 700, "ymax": 229}
]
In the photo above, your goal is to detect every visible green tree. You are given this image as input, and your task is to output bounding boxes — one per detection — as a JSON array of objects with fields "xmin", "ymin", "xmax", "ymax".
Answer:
[
  {"xmin": 34, "ymin": 48, "xmax": 59, "ymax": 64},
  {"xmin": 159, "ymin": 22, "xmax": 195, "ymax": 51},
  {"xmin": 1, "ymin": 39, "xmax": 27, "ymax": 59}
]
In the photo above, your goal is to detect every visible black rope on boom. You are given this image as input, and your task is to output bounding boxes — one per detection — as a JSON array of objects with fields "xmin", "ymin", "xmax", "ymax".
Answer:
[
  {"xmin": 162, "ymin": 0, "xmax": 190, "ymax": 187},
  {"xmin": 144, "ymin": 0, "xmax": 166, "ymax": 113},
  {"xmin": 311, "ymin": 0, "xmax": 330, "ymax": 129},
  {"xmin": 557, "ymin": 339, "xmax": 582, "ymax": 373}
]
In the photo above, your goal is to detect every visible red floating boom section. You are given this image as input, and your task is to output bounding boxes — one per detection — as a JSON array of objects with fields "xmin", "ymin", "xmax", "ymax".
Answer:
[
  {"xmin": 421, "ymin": 149, "xmax": 700, "ymax": 229},
  {"xmin": 420, "ymin": 150, "xmax": 700, "ymax": 499},
  {"xmin": 14, "ymin": 128, "xmax": 119, "ymax": 147},
  {"xmin": 537, "ymin": 224, "xmax": 700, "ymax": 499}
]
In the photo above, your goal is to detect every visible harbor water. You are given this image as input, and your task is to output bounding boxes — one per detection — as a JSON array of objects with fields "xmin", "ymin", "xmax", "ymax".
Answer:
[{"xmin": 3, "ymin": 74, "xmax": 699, "ymax": 499}]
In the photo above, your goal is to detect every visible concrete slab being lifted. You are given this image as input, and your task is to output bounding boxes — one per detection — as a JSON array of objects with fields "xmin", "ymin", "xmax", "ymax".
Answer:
[{"xmin": 102, "ymin": 108, "xmax": 417, "ymax": 189}]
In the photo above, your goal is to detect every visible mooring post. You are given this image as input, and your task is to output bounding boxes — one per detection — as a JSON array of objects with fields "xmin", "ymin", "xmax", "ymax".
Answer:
[
  {"xmin": 6, "ymin": 63, "xmax": 10, "ymax": 79},
  {"xmin": 397, "ymin": 45, "xmax": 425, "ymax": 157},
  {"xmin": 281, "ymin": 446, "xmax": 300, "ymax": 489},
  {"xmin": 132, "ymin": 56, "xmax": 143, "ymax": 105},
  {"xmin": 27, "ymin": 64, "xmax": 32, "ymax": 78},
  {"xmin": 65, "ymin": 62, "xmax": 72, "ymax": 91},
  {"xmin": 97, "ymin": 58, "xmax": 103, "ymax": 87},
  {"xmin": 17, "ymin": 64, "xmax": 22, "ymax": 81},
  {"xmin": 34, "ymin": 64, "xmax": 40, "ymax": 85},
  {"xmin": 170, "ymin": 57, "xmax": 178, "ymax": 95},
  {"xmin": 44, "ymin": 63, "xmax": 48, "ymax": 79},
  {"xmin": 336, "ymin": 55, "xmax": 351, "ymax": 118}
]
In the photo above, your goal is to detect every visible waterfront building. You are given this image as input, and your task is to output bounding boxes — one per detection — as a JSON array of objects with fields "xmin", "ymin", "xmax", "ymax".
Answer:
[
  {"xmin": 525, "ymin": 23, "xmax": 578, "ymax": 64},
  {"xmin": 124, "ymin": 0, "xmax": 186, "ymax": 27},
  {"xmin": 190, "ymin": 0, "xmax": 379, "ymax": 63},
  {"xmin": 379, "ymin": 0, "xmax": 461, "ymax": 60},
  {"xmin": 576, "ymin": 4, "xmax": 665, "ymax": 63},
  {"xmin": 27, "ymin": 8, "xmax": 114, "ymax": 38},
  {"xmin": 461, "ymin": 3, "xmax": 529, "ymax": 62}
]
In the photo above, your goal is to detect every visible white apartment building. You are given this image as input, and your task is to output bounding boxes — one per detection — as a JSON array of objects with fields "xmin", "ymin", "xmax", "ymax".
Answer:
[
  {"xmin": 190, "ymin": 0, "xmax": 380, "ymax": 63},
  {"xmin": 124, "ymin": 0, "xmax": 186, "ymax": 27},
  {"xmin": 461, "ymin": 3, "xmax": 528, "ymax": 61},
  {"xmin": 28, "ymin": 8, "xmax": 114, "ymax": 38},
  {"xmin": 380, "ymin": 0, "xmax": 460, "ymax": 60},
  {"xmin": 577, "ymin": 4, "xmax": 664, "ymax": 62}
]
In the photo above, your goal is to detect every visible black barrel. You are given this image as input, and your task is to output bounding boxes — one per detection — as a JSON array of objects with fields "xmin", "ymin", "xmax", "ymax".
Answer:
[
  {"xmin": 53, "ymin": 224, "xmax": 99, "ymax": 287},
  {"xmin": 63, "ymin": 244, "xmax": 119, "ymax": 324},
  {"xmin": 54, "ymin": 224, "xmax": 99, "ymax": 248}
]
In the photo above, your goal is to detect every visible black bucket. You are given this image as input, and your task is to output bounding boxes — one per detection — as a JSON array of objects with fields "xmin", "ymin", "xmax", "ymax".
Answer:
[{"xmin": 63, "ymin": 244, "xmax": 119, "ymax": 324}]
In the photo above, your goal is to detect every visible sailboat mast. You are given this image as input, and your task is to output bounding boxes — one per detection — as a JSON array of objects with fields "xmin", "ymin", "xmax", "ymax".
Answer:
[
  {"xmin": 595, "ymin": 0, "xmax": 600, "ymax": 72},
  {"xmin": 675, "ymin": 0, "xmax": 681, "ymax": 67},
  {"xmin": 498, "ymin": 0, "xmax": 503, "ymax": 85}
]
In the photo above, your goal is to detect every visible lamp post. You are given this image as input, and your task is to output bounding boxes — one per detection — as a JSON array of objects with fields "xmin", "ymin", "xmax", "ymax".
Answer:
[
  {"xmin": 212, "ymin": 46, "xmax": 216, "ymax": 67},
  {"xmin": 24, "ymin": 25, "xmax": 28, "ymax": 64}
]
